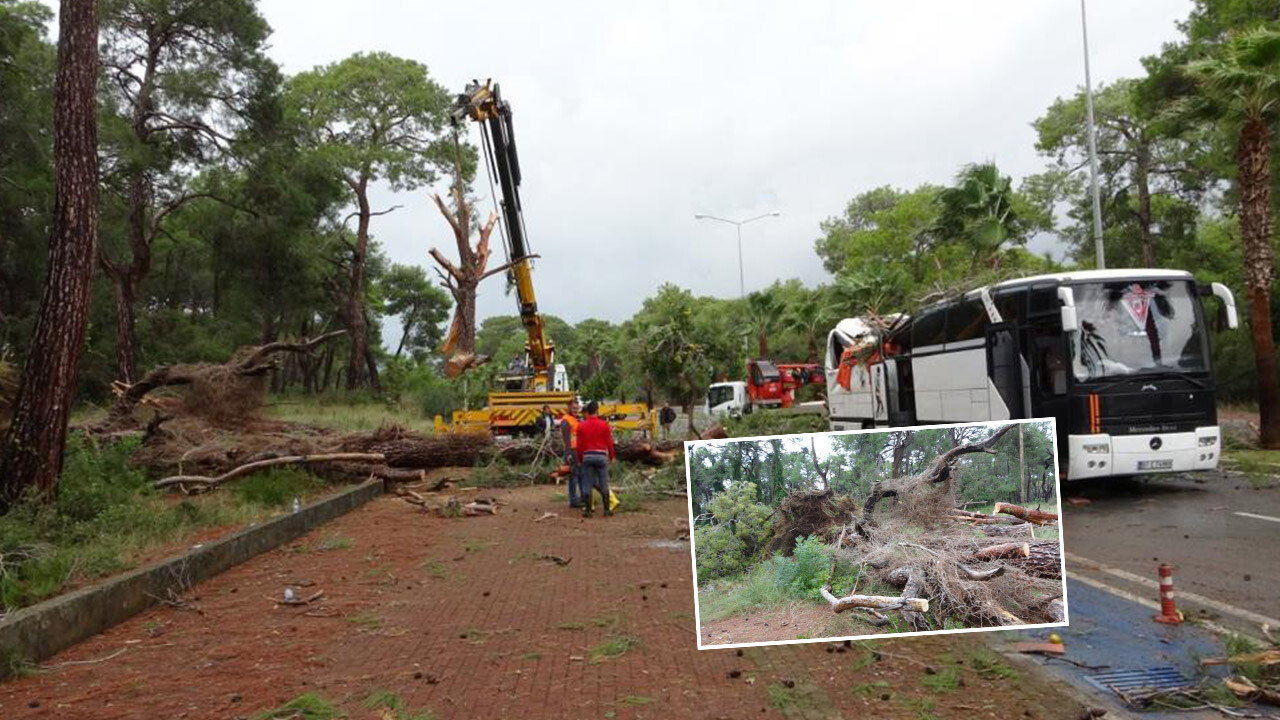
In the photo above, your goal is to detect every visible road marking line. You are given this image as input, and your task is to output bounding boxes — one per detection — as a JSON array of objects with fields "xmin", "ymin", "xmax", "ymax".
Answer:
[
  {"xmin": 1234, "ymin": 511, "xmax": 1280, "ymax": 524},
  {"xmin": 1067, "ymin": 552, "xmax": 1280, "ymax": 629}
]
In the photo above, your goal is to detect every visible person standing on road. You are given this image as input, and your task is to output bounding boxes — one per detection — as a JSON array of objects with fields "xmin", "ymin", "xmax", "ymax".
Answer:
[
  {"xmin": 659, "ymin": 402, "xmax": 677, "ymax": 440},
  {"xmin": 576, "ymin": 400, "xmax": 615, "ymax": 518},
  {"xmin": 560, "ymin": 399, "xmax": 583, "ymax": 508}
]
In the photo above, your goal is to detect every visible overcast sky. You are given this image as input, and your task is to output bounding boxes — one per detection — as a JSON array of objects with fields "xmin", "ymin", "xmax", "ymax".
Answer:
[{"xmin": 79, "ymin": 1, "xmax": 1197, "ymax": 326}]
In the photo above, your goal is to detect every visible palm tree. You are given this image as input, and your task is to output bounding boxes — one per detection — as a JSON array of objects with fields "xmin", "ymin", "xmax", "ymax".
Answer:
[
  {"xmin": 786, "ymin": 292, "xmax": 839, "ymax": 363},
  {"xmin": 743, "ymin": 290, "xmax": 783, "ymax": 359},
  {"xmin": 1186, "ymin": 27, "xmax": 1280, "ymax": 449},
  {"xmin": 930, "ymin": 162, "xmax": 1024, "ymax": 271}
]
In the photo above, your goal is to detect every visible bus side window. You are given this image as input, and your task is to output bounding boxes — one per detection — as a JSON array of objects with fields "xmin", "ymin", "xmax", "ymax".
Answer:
[{"xmin": 1034, "ymin": 333, "xmax": 1067, "ymax": 396}]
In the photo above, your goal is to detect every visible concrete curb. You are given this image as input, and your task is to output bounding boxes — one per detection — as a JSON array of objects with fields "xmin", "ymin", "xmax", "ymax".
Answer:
[{"xmin": 0, "ymin": 477, "xmax": 384, "ymax": 674}]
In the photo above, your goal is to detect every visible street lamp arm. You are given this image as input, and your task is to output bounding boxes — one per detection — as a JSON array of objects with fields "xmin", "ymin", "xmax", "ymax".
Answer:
[
  {"xmin": 694, "ymin": 213, "xmax": 739, "ymax": 226},
  {"xmin": 740, "ymin": 211, "xmax": 781, "ymax": 225}
]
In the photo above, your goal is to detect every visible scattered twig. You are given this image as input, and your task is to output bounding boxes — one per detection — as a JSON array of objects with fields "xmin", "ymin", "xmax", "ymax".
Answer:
[{"xmin": 39, "ymin": 647, "xmax": 128, "ymax": 670}]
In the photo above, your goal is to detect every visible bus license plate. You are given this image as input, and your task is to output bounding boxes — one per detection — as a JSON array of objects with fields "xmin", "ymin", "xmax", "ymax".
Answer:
[{"xmin": 1138, "ymin": 459, "xmax": 1173, "ymax": 470}]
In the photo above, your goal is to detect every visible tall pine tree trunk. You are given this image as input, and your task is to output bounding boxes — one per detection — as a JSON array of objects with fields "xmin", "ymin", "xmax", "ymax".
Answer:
[
  {"xmin": 0, "ymin": 0, "xmax": 99, "ymax": 510},
  {"xmin": 345, "ymin": 184, "xmax": 372, "ymax": 389},
  {"xmin": 1018, "ymin": 424, "xmax": 1026, "ymax": 503},
  {"xmin": 1238, "ymin": 118, "xmax": 1280, "ymax": 449},
  {"xmin": 1135, "ymin": 144, "xmax": 1156, "ymax": 267},
  {"xmin": 109, "ymin": 276, "xmax": 137, "ymax": 382}
]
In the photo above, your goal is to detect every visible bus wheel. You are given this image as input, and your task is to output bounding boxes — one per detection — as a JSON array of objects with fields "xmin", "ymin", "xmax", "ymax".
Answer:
[{"xmin": 861, "ymin": 420, "xmax": 875, "ymax": 430}]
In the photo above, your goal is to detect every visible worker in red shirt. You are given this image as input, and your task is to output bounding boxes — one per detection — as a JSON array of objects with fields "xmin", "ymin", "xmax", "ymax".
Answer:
[{"xmin": 575, "ymin": 400, "xmax": 615, "ymax": 518}]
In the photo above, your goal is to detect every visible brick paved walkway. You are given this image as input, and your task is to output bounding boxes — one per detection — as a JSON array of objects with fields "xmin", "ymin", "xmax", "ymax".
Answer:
[{"xmin": 1, "ymin": 486, "xmax": 1092, "ymax": 719}]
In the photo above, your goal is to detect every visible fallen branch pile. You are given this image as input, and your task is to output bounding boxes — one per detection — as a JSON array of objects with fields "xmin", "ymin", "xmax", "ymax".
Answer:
[
  {"xmin": 770, "ymin": 424, "xmax": 1065, "ymax": 632},
  {"xmin": 97, "ymin": 338, "xmax": 684, "ymax": 492}
]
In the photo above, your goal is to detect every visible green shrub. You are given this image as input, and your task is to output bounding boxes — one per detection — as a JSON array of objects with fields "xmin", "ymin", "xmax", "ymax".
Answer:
[
  {"xmin": 725, "ymin": 411, "xmax": 827, "ymax": 438},
  {"xmin": 775, "ymin": 535, "xmax": 831, "ymax": 599}
]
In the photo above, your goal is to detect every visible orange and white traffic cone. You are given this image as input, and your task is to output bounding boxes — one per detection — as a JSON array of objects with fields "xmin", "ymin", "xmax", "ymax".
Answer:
[{"xmin": 1153, "ymin": 563, "xmax": 1183, "ymax": 625}]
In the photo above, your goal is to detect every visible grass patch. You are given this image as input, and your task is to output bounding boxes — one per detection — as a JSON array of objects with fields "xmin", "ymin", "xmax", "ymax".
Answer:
[
  {"xmin": 0, "ymin": 646, "xmax": 37, "ymax": 679},
  {"xmin": 0, "ymin": 435, "xmax": 335, "ymax": 613},
  {"xmin": 555, "ymin": 621, "xmax": 587, "ymax": 630},
  {"xmin": 921, "ymin": 666, "xmax": 960, "ymax": 692},
  {"xmin": 421, "ymin": 559, "xmax": 461, "ymax": 581},
  {"xmin": 590, "ymin": 634, "xmax": 640, "ymax": 663},
  {"xmin": 463, "ymin": 538, "xmax": 493, "ymax": 553},
  {"xmin": 254, "ymin": 692, "xmax": 345, "ymax": 719},
  {"xmin": 362, "ymin": 690, "xmax": 436, "ymax": 720},
  {"xmin": 851, "ymin": 680, "xmax": 892, "ymax": 697},
  {"xmin": 460, "ymin": 627, "xmax": 487, "ymax": 643},
  {"xmin": 521, "ymin": 651, "xmax": 541, "ymax": 660},
  {"xmin": 265, "ymin": 394, "xmax": 437, "ymax": 433},
  {"xmin": 231, "ymin": 467, "xmax": 325, "ymax": 508},
  {"xmin": 766, "ymin": 681, "xmax": 827, "ymax": 718},
  {"xmin": 619, "ymin": 695, "xmax": 655, "ymax": 706},
  {"xmin": 1223, "ymin": 449, "xmax": 1280, "ymax": 489},
  {"xmin": 969, "ymin": 647, "xmax": 1020, "ymax": 680},
  {"xmin": 345, "ymin": 612, "xmax": 383, "ymax": 631},
  {"xmin": 698, "ymin": 562, "xmax": 792, "ymax": 622}
]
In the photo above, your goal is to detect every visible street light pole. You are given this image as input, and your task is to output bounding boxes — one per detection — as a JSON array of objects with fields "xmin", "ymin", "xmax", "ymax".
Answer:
[
  {"xmin": 693, "ymin": 211, "xmax": 781, "ymax": 298},
  {"xmin": 736, "ymin": 223, "xmax": 745, "ymax": 299},
  {"xmin": 1081, "ymin": 0, "xmax": 1106, "ymax": 269}
]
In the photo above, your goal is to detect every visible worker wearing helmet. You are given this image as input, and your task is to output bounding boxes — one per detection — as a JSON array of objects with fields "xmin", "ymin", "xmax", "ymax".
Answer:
[{"xmin": 560, "ymin": 399, "xmax": 583, "ymax": 508}]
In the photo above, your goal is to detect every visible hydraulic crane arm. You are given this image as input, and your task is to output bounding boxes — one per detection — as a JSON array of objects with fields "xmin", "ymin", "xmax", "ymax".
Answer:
[{"xmin": 452, "ymin": 80, "xmax": 555, "ymax": 390}]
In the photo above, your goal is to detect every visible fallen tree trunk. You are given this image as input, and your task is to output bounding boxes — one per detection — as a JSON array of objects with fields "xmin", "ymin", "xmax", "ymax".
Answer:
[
  {"xmin": 963, "ymin": 542, "xmax": 1030, "ymax": 562},
  {"xmin": 155, "ymin": 453, "xmax": 386, "ymax": 489},
  {"xmin": 617, "ymin": 440, "xmax": 682, "ymax": 466},
  {"xmin": 1009, "ymin": 540, "xmax": 1062, "ymax": 579},
  {"xmin": 949, "ymin": 514, "xmax": 1025, "ymax": 526},
  {"xmin": 978, "ymin": 524, "xmax": 1038, "ymax": 538},
  {"xmin": 820, "ymin": 586, "xmax": 928, "ymax": 614},
  {"xmin": 993, "ymin": 502, "xmax": 1058, "ymax": 525}
]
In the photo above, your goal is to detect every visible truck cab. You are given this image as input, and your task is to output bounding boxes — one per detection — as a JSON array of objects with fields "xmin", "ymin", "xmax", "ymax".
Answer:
[{"xmin": 707, "ymin": 381, "xmax": 749, "ymax": 419}]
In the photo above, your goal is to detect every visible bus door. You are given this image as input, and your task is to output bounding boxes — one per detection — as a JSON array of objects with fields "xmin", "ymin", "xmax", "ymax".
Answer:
[
  {"xmin": 872, "ymin": 362, "xmax": 889, "ymax": 423},
  {"xmin": 985, "ymin": 323, "xmax": 1025, "ymax": 419}
]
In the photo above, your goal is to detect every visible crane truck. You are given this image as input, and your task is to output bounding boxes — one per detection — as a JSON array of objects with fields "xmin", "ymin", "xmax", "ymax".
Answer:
[{"xmin": 445, "ymin": 80, "xmax": 653, "ymax": 436}]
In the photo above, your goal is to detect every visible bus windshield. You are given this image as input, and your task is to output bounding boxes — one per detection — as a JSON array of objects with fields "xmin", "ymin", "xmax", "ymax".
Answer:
[{"xmin": 1070, "ymin": 280, "xmax": 1209, "ymax": 382}]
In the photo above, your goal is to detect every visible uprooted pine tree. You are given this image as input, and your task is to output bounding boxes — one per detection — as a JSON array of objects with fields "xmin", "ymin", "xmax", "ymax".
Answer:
[{"xmin": 773, "ymin": 424, "xmax": 1063, "ymax": 631}]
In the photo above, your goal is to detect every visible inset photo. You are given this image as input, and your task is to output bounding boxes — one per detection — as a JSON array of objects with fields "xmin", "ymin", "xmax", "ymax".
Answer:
[{"xmin": 687, "ymin": 419, "xmax": 1065, "ymax": 649}]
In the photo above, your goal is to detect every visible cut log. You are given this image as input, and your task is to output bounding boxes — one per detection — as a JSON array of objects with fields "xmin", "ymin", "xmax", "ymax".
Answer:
[
  {"xmin": 1009, "ymin": 540, "xmax": 1062, "ymax": 579},
  {"xmin": 977, "ymin": 524, "xmax": 1033, "ymax": 538},
  {"xmin": 898, "ymin": 568, "xmax": 929, "ymax": 631},
  {"xmin": 993, "ymin": 502, "xmax": 1058, "ymax": 525},
  {"xmin": 820, "ymin": 586, "xmax": 928, "ymax": 613},
  {"xmin": 949, "ymin": 514, "xmax": 1025, "ymax": 526},
  {"xmin": 963, "ymin": 542, "xmax": 1030, "ymax": 562},
  {"xmin": 617, "ymin": 439, "xmax": 682, "ymax": 466}
]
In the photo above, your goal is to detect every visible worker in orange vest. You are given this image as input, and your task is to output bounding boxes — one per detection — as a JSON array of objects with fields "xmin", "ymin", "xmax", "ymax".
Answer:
[{"xmin": 560, "ymin": 398, "xmax": 583, "ymax": 508}]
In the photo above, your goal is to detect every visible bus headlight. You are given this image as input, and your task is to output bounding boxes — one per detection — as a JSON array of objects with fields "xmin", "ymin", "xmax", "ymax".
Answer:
[
  {"xmin": 1198, "ymin": 435, "xmax": 1217, "ymax": 447},
  {"xmin": 1082, "ymin": 443, "xmax": 1110, "ymax": 454}
]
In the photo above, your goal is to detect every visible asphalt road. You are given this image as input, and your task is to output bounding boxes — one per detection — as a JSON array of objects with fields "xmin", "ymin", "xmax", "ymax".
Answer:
[{"xmin": 1061, "ymin": 469, "xmax": 1280, "ymax": 637}]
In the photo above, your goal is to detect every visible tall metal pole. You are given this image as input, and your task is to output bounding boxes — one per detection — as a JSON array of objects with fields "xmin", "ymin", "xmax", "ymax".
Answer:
[
  {"xmin": 1081, "ymin": 0, "xmax": 1106, "ymax": 269},
  {"xmin": 736, "ymin": 222, "xmax": 745, "ymax": 299}
]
